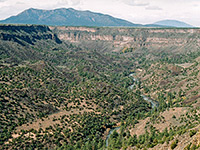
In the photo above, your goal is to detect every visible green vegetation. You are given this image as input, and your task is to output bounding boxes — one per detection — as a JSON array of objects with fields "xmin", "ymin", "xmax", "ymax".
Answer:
[
  {"xmin": 0, "ymin": 25, "xmax": 200, "ymax": 149},
  {"xmin": 171, "ymin": 139, "xmax": 178, "ymax": 149}
]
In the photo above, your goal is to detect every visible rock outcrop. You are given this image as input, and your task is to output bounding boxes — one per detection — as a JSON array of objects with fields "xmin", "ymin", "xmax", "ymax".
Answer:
[
  {"xmin": 0, "ymin": 25, "xmax": 62, "ymax": 46},
  {"xmin": 51, "ymin": 26, "xmax": 200, "ymax": 53}
]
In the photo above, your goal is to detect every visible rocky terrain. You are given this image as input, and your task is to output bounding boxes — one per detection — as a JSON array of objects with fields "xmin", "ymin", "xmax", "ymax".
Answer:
[
  {"xmin": 0, "ymin": 24, "xmax": 200, "ymax": 150},
  {"xmin": 51, "ymin": 26, "xmax": 200, "ymax": 55}
]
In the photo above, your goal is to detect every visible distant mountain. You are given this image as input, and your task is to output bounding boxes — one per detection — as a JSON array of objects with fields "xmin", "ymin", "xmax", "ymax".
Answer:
[
  {"xmin": 154, "ymin": 20, "xmax": 193, "ymax": 28},
  {"xmin": 0, "ymin": 8, "xmax": 142, "ymax": 27},
  {"xmin": 144, "ymin": 24, "xmax": 167, "ymax": 27}
]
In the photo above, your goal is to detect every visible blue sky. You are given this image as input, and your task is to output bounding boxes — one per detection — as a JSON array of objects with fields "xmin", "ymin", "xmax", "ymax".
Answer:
[{"xmin": 0, "ymin": 0, "xmax": 199, "ymax": 26}]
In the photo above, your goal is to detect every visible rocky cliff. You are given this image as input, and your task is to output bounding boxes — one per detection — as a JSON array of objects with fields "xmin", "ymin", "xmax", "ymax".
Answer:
[
  {"xmin": 51, "ymin": 26, "xmax": 200, "ymax": 54},
  {"xmin": 0, "ymin": 24, "xmax": 63, "ymax": 64},
  {"xmin": 0, "ymin": 25, "xmax": 62, "ymax": 46}
]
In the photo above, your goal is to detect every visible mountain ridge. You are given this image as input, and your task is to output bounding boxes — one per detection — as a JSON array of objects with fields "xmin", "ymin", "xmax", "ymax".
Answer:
[
  {"xmin": 0, "ymin": 8, "xmax": 142, "ymax": 27},
  {"xmin": 0, "ymin": 8, "xmax": 195, "ymax": 28},
  {"xmin": 154, "ymin": 19, "xmax": 193, "ymax": 28}
]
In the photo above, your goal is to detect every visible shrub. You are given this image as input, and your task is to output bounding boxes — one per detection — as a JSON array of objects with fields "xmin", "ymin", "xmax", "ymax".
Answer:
[
  {"xmin": 171, "ymin": 139, "xmax": 178, "ymax": 149},
  {"xmin": 189, "ymin": 130, "xmax": 197, "ymax": 137}
]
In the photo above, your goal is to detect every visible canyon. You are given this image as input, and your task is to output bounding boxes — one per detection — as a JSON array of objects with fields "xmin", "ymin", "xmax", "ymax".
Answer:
[
  {"xmin": 0, "ymin": 24, "xmax": 200, "ymax": 149},
  {"xmin": 51, "ymin": 26, "xmax": 200, "ymax": 54}
]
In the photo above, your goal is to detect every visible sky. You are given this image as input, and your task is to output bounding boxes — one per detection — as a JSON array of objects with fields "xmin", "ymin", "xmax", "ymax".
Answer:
[{"xmin": 0, "ymin": 0, "xmax": 199, "ymax": 26}]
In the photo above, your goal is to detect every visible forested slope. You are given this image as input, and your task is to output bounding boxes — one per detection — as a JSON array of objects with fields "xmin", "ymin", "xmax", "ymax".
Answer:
[{"xmin": 0, "ymin": 25, "xmax": 200, "ymax": 149}]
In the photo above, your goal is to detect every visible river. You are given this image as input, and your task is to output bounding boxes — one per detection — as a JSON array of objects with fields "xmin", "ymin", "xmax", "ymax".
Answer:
[
  {"xmin": 105, "ymin": 73, "xmax": 158, "ymax": 147},
  {"xmin": 129, "ymin": 73, "xmax": 158, "ymax": 108},
  {"xmin": 105, "ymin": 127, "xmax": 120, "ymax": 147}
]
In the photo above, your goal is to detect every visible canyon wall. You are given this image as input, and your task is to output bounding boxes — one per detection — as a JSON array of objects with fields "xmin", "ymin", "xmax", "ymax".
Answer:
[
  {"xmin": 0, "ymin": 25, "xmax": 62, "ymax": 46},
  {"xmin": 51, "ymin": 26, "xmax": 200, "ymax": 53}
]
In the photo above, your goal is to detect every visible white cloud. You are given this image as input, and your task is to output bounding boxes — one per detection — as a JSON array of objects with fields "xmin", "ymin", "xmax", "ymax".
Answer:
[
  {"xmin": 71, "ymin": 0, "xmax": 81, "ymax": 6},
  {"xmin": 146, "ymin": 6, "xmax": 162, "ymax": 10},
  {"xmin": 55, "ymin": 0, "xmax": 81, "ymax": 6},
  {"xmin": 122, "ymin": 0, "xmax": 149, "ymax": 6},
  {"xmin": 56, "ymin": 0, "xmax": 68, "ymax": 6}
]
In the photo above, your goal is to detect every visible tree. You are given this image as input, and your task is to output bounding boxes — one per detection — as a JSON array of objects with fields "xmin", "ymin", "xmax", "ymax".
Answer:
[
  {"xmin": 171, "ymin": 139, "xmax": 178, "ymax": 149},
  {"xmin": 128, "ymin": 134, "xmax": 137, "ymax": 146}
]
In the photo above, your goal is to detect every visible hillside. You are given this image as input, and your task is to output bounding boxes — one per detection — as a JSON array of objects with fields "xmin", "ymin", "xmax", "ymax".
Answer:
[
  {"xmin": 154, "ymin": 20, "xmax": 193, "ymax": 28},
  {"xmin": 0, "ymin": 25, "xmax": 200, "ymax": 150},
  {"xmin": 0, "ymin": 8, "xmax": 141, "ymax": 27},
  {"xmin": 0, "ymin": 8, "xmax": 195, "ymax": 28},
  {"xmin": 0, "ymin": 25, "xmax": 150, "ymax": 149}
]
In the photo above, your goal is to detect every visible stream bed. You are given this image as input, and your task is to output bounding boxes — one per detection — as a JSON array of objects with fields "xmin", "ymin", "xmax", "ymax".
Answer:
[{"xmin": 105, "ymin": 73, "xmax": 158, "ymax": 147}]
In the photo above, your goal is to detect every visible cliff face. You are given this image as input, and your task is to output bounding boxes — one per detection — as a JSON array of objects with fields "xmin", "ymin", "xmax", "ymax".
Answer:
[
  {"xmin": 2, "ymin": 25, "xmax": 199, "ymax": 53},
  {"xmin": 51, "ymin": 26, "xmax": 200, "ymax": 53},
  {"xmin": 0, "ymin": 25, "xmax": 63, "ymax": 64},
  {"xmin": 2, "ymin": 24, "xmax": 199, "ymax": 63},
  {"xmin": 0, "ymin": 25, "xmax": 62, "ymax": 46}
]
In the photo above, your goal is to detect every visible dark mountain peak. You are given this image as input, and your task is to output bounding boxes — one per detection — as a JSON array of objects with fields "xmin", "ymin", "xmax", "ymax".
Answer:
[
  {"xmin": 24, "ymin": 8, "xmax": 43, "ymax": 13},
  {"xmin": 67, "ymin": 7, "xmax": 76, "ymax": 11},
  {"xmin": 25, "ymin": 8, "xmax": 35, "ymax": 11},
  {"xmin": 0, "ymin": 8, "xmax": 142, "ymax": 27},
  {"xmin": 53, "ymin": 8, "xmax": 71, "ymax": 11}
]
